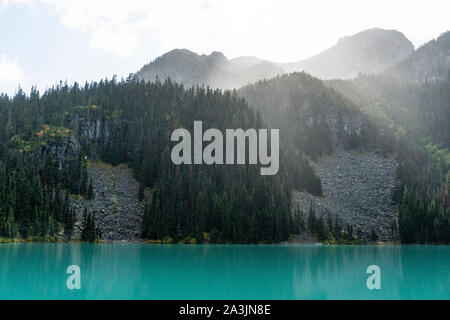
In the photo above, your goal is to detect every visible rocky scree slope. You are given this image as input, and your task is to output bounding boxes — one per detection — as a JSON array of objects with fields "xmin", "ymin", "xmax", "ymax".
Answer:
[
  {"xmin": 71, "ymin": 162, "xmax": 144, "ymax": 242},
  {"xmin": 39, "ymin": 112, "xmax": 145, "ymax": 242},
  {"xmin": 293, "ymin": 150, "xmax": 398, "ymax": 241}
]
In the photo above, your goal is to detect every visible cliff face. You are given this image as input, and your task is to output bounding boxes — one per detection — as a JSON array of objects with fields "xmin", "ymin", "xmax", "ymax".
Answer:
[
  {"xmin": 39, "ymin": 135, "xmax": 81, "ymax": 170},
  {"xmin": 299, "ymin": 103, "xmax": 366, "ymax": 148},
  {"xmin": 238, "ymin": 73, "xmax": 372, "ymax": 157},
  {"xmin": 35, "ymin": 115, "xmax": 143, "ymax": 242},
  {"xmin": 38, "ymin": 117, "xmax": 113, "ymax": 165},
  {"xmin": 78, "ymin": 118, "xmax": 110, "ymax": 142}
]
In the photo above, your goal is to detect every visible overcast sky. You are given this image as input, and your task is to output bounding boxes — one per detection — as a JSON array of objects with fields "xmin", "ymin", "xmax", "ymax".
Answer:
[{"xmin": 0, "ymin": 0, "xmax": 449, "ymax": 95}]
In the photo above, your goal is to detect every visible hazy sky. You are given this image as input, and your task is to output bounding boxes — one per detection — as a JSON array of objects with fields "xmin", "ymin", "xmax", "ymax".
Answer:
[{"xmin": 1, "ymin": 0, "xmax": 449, "ymax": 95}]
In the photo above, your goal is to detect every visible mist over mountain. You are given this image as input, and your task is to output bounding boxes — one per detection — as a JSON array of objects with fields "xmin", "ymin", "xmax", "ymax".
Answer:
[
  {"xmin": 384, "ymin": 31, "xmax": 450, "ymax": 81},
  {"xmin": 135, "ymin": 28, "xmax": 416, "ymax": 88},
  {"xmin": 135, "ymin": 49, "xmax": 285, "ymax": 89},
  {"xmin": 282, "ymin": 28, "xmax": 415, "ymax": 80}
]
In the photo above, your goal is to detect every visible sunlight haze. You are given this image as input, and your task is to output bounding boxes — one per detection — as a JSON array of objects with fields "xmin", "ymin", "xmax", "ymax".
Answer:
[{"xmin": 0, "ymin": 0, "xmax": 449, "ymax": 94}]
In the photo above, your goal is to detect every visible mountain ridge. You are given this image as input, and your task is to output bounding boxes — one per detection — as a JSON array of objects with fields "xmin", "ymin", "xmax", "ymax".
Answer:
[
  {"xmin": 135, "ymin": 49, "xmax": 285, "ymax": 89},
  {"xmin": 135, "ymin": 28, "xmax": 416, "ymax": 87},
  {"xmin": 282, "ymin": 28, "xmax": 415, "ymax": 79},
  {"xmin": 384, "ymin": 30, "xmax": 450, "ymax": 81}
]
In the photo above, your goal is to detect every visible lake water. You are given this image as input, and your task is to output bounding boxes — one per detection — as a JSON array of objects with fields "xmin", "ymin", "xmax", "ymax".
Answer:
[{"xmin": 0, "ymin": 244, "xmax": 448, "ymax": 300}]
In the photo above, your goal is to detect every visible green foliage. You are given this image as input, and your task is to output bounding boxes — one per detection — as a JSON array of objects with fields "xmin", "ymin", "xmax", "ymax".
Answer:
[
  {"xmin": 0, "ymin": 153, "xmax": 72, "ymax": 238},
  {"xmin": 289, "ymin": 204, "xmax": 305, "ymax": 234},
  {"xmin": 369, "ymin": 227, "xmax": 378, "ymax": 242},
  {"xmin": 0, "ymin": 78, "xmax": 297, "ymax": 243},
  {"xmin": 80, "ymin": 207, "xmax": 101, "ymax": 242},
  {"xmin": 393, "ymin": 137, "xmax": 449, "ymax": 243},
  {"xmin": 87, "ymin": 180, "xmax": 94, "ymax": 201},
  {"xmin": 306, "ymin": 202, "xmax": 363, "ymax": 243},
  {"xmin": 137, "ymin": 84, "xmax": 293, "ymax": 243}
]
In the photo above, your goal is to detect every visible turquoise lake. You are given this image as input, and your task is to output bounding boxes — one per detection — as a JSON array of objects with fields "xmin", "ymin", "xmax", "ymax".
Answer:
[{"xmin": 0, "ymin": 244, "xmax": 448, "ymax": 300}]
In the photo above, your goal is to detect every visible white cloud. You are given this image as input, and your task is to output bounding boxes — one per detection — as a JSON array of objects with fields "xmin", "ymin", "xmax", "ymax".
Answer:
[
  {"xmin": 39, "ymin": 0, "xmax": 147, "ymax": 57},
  {"xmin": 0, "ymin": 54, "xmax": 30, "ymax": 95},
  {"xmin": 1, "ymin": 0, "xmax": 34, "ymax": 11},
  {"xmin": 2, "ymin": 0, "xmax": 450, "ymax": 61}
]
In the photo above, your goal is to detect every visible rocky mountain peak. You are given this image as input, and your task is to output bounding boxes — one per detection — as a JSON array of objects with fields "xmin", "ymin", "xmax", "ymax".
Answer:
[
  {"xmin": 283, "ymin": 28, "xmax": 415, "ymax": 79},
  {"xmin": 385, "ymin": 30, "xmax": 450, "ymax": 81}
]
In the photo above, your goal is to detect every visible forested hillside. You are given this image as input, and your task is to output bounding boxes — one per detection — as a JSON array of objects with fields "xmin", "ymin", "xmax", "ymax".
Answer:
[
  {"xmin": 0, "ymin": 57, "xmax": 448, "ymax": 244},
  {"xmin": 328, "ymin": 73, "xmax": 450, "ymax": 243},
  {"xmin": 328, "ymin": 74, "xmax": 449, "ymax": 148},
  {"xmin": 239, "ymin": 73, "xmax": 381, "ymax": 160},
  {"xmin": 238, "ymin": 73, "xmax": 401, "ymax": 242},
  {"xmin": 0, "ymin": 78, "xmax": 316, "ymax": 243}
]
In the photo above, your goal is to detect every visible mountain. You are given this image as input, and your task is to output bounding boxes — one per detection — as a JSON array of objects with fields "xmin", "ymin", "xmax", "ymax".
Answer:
[
  {"xmin": 2, "ymin": 27, "xmax": 448, "ymax": 244},
  {"xmin": 384, "ymin": 31, "xmax": 450, "ymax": 81},
  {"xmin": 283, "ymin": 28, "xmax": 415, "ymax": 79},
  {"xmin": 135, "ymin": 49, "xmax": 285, "ymax": 89},
  {"xmin": 136, "ymin": 29, "xmax": 415, "ymax": 88}
]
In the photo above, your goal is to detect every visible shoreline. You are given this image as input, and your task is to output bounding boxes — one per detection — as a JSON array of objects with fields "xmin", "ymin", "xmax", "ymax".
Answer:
[{"xmin": 0, "ymin": 237, "xmax": 439, "ymax": 245}]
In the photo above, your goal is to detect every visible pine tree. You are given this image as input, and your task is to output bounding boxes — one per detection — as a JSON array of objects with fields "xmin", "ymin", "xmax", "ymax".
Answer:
[
  {"xmin": 138, "ymin": 183, "xmax": 145, "ymax": 202},
  {"xmin": 307, "ymin": 202, "xmax": 316, "ymax": 233},
  {"xmin": 370, "ymin": 227, "xmax": 378, "ymax": 242},
  {"xmin": 81, "ymin": 207, "xmax": 100, "ymax": 242},
  {"xmin": 87, "ymin": 180, "xmax": 94, "ymax": 200},
  {"xmin": 64, "ymin": 208, "xmax": 76, "ymax": 241},
  {"xmin": 5, "ymin": 207, "xmax": 18, "ymax": 238}
]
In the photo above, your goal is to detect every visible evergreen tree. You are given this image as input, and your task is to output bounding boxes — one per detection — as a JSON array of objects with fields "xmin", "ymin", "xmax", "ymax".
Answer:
[
  {"xmin": 87, "ymin": 180, "xmax": 94, "ymax": 200},
  {"xmin": 81, "ymin": 207, "xmax": 100, "ymax": 242},
  {"xmin": 369, "ymin": 227, "xmax": 378, "ymax": 242}
]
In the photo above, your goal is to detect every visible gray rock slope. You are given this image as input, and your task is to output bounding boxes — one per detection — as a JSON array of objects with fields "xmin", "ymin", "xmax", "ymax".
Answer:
[
  {"xmin": 71, "ymin": 162, "xmax": 144, "ymax": 242},
  {"xmin": 293, "ymin": 150, "xmax": 398, "ymax": 241}
]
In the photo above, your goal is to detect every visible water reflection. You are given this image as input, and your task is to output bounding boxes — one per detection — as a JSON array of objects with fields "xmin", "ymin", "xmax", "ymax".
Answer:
[{"xmin": 0, "ymin": 244, "xmax": 448, "ymax": 299}]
